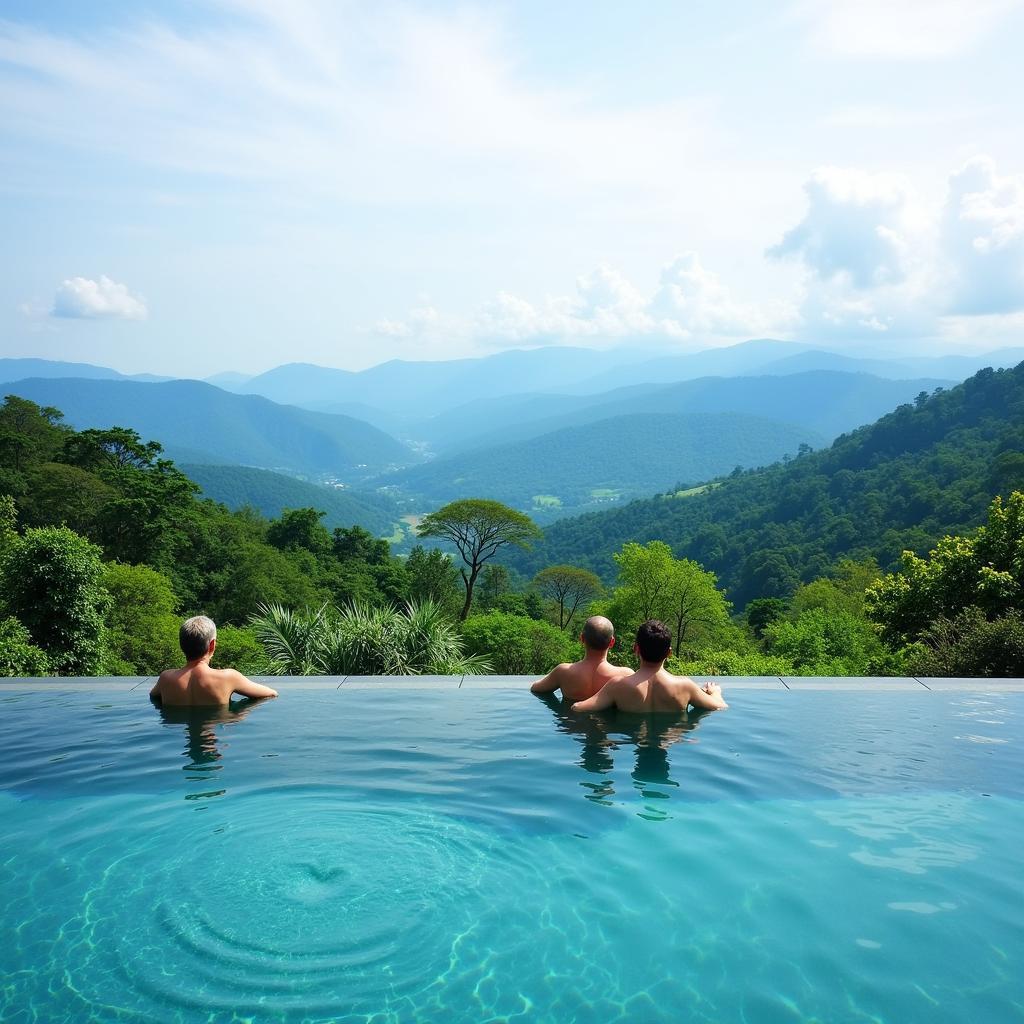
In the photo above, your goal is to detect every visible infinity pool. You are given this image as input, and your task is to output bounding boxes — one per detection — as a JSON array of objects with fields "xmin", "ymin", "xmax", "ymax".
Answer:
[{"xmin": 0, "ymin": 686, "xmax": 1021, "ymax": 1023}]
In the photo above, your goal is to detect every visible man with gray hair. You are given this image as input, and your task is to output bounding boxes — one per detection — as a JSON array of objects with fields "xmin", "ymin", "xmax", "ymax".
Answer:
[
  {"xmin": 530, "ymin": 615, "xmax": 633, "ymax": 702},
  {"xmin": 149, "ymin": 615, "xmax": 278, "ymax": 706}
]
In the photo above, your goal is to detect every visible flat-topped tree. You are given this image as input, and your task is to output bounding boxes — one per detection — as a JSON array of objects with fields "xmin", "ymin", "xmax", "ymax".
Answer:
[
  {"xmin": 533, "ymin": 565, "xmax": 603, "ymax": 629},
  {"xmin": 417, "ymin": 499, "xmax": 542, "ymax": 621}
]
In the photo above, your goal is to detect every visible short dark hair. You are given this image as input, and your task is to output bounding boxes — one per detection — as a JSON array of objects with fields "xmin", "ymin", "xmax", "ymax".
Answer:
[
  {"xmin": 179, "ymin": 615, "xmax": 216, "ymax": 660},
  {"xmin": 581, "ymin": 615, "xmax": 614, "ymax": 650},
  {"xmin": 635, "ymin": 619, "xmax": 672, "ymax": 663}
]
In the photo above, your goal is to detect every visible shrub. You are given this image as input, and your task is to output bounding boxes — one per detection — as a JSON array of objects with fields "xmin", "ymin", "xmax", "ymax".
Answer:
[
  {"xmin": 460, "ymin": 611, "xmax": 577, "ymax": 675},
  {"xmin": 0, "ymin": 525, "xmax": 107, "ymax": 674},
  {"xmin": 0, "ymin": 617, "xmax": 50, "ymax": 676},
  {"xmin": 909, "ymin": 607, "xmax": 1024, "ymax": 678}
]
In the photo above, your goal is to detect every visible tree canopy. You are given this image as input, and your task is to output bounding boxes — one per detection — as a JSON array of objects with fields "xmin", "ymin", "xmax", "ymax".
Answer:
[{"xmin": 417, "ymin": 499, "xmax": 541, "ymax": 619}]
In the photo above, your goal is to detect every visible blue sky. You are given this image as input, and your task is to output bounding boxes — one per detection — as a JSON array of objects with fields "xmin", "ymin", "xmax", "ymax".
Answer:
[{"xmin": 2, "ymin": 0, "xmax": 1024, "ymax": 374}]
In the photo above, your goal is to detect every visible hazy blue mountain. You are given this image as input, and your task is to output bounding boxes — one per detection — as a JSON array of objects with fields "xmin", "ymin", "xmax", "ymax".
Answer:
[
  {"xmin": 205, "ymin": 370, "xmax": 253, "ymax": 389},
  {"xmin": 569, "ymin": 338, "xmax": 811, "ymax": 393},
  {"xmin": 416, "ymin": 371, "xmax": 953, "ymax": 454},
  {"xmin": 301, "ymin": 399, "xmax": 409, "ymax": 436},
  {"xmin": 378, "ymin": 411, "xmax": 823, "ymax": 520},
  {"xmin": 240, "ymin": 346, "xmax": 654, "ymax": 415},
  {"xmin": 180, "ymin": 464, "xmax": 400, "ymax": 536},
  {"xmin": 897, "ymin": 348, "xmax": 1024, "ymax": 378},
  {"xmin": 757, "ymin": 347, "xmax": 1024, "ymax": 380},
  {"xmin": 1, "ymin": 357, "xmax": 128, "ymax": 384},
  {"xmin": 0, "ymin": 357, "xmax": 178, "ymax": 385},
  {"xmin": 6, "ymin": 377, "xmax": 416, "ymax": 478}
]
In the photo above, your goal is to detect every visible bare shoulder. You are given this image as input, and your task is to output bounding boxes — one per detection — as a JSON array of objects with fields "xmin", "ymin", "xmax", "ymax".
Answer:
[{"xmin": 663, "ymin": 669, "xmax": 698, "ymax": 688}]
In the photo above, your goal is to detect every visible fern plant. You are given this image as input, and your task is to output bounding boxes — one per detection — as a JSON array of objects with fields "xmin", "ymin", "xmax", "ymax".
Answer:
[{"xmin": 250, "ymin": 600, "xmax": 489, "ymax": 676}]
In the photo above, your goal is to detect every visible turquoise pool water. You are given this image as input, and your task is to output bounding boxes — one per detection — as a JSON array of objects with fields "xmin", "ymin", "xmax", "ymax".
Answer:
[{"xmin": 0, "ymin": 687, "xmax": 1021, "ymax": 1024}]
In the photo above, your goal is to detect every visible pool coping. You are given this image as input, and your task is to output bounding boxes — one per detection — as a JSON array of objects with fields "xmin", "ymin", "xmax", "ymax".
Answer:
[{"xmin": 1, "ymin": 675, "xmax": 1023, "ymax": 692}]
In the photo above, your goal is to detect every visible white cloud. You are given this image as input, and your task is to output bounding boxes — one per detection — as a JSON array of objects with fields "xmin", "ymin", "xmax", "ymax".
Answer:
[
  {"xmin": 372, "ymin": 254, "xmax": 789, "ymax": 350},
  {"xmin": 771, "ymin": 155, "xmax": 1024, "ymax": 341},
  {"xmin": 941, "ymin": 156, "xmax": 1024, "ymax": 314},
  {"xmin": 793, "ymin": 0, "xmax": 1023, "ymax": 58},
  {"xmin": 767, "ymin": 167, "xmax": 917, "ymax": 288},
  {"xmin": 52, "ymin": 276, "xmax": 147, "ymax": 320}
]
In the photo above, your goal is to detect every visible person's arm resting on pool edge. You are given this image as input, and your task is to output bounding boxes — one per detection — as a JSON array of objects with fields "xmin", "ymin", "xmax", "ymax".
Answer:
[
  {"xmin": 688, "ymin": 680, "xmax": 727, "ymax": 711},
  {"xmin": 531, "ymin": 664, "xmax": 569, "ymax": 695},
  {"xmin": 228, "ymin": 671, "xmax": 279, "ymax": 700},
  {"xmin": 572, "ymin": 680, "xmax": 623, "ymax": 712}
]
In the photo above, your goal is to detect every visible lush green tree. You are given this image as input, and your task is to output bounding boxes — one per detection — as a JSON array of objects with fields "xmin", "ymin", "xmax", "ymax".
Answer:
[
  {"xmin": 672, "ymin": 648, "xmax": 794, "ymax": 677},
  {"xmin": 460, "ymin": 610, "xmax": 577, "ymax": 674},
  {"xmin": 745, "ymin": 597, "xmax": 788, "ymax": 639},
  {"xmin": 251, "ymin": 600, "xmax": 487, "ymax": 676},
  {"xmin": 608, "ymin": 541, "xmax": 732, "ymax": 656},
  {"xmin": 792, "ymin": 559, "xmax": 880, "ymax": 618},
  {"xmin": 533, "ymin": 565, "xmax": 603, "ymax": 629},
  {"xmin": 405, "ymin": 545, "xmax": 461, "ymax": 610},
  {"xmin": 333, "ymin": 524, "xmax": 390, "ymax": 564},
  {"xmin": 0, "ymin": 493, "xmax": 15, "ymax": 552},
  {"xmin": 62, "ymin": 426, "xmax": 164, "ymax": 474},
  {"xmin": 0, "ymin": 616, "xmax": 50, "ymax": 676},
  {"xmin": 0, "ymin": 395, "xmax": 67, "ymax": 475},
  {"xmin": 867, "ymin": 492, "xmax": 1024, "ymax": 644},
  {"xmin": 267, "ymin": 507, "xmax": 332, "ymax": 554},
  {"xmin": 21, "ymin": 463, "xmax": 115, "ymax": 534},
  {"xmin": 100, "ymin": 562, "xmax": 181, "ymax": 675},
  {"xmin": 0, "ymin": 525, "xmax": 107, "ymax": 674},
  {"xmin": 491, "ymin": 589, "xmax": 546, "ymax": 620},
  {"xmin": 478, "ymin": 564, "xmax": 512, "ymax": 610},
  {"xmin": 908, "ymin": 607, "xmax": 1024, "ymax": 678},
  {"xmin": 417, "ymin": 499, "xmax": 542, "ymax": 620},
  {"xmin": 764, "ymin": 608, "xmax": 896, "ymax": 676},
  {"xmin": 204, "ymin": 540, "xmax": 329, "ymax": 624}
]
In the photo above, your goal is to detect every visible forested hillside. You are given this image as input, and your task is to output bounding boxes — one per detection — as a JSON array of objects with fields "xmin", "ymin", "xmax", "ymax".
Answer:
[
  {"xmin": 380, "ymin": 411, "xmax": 822, "ymax": 518},
  {"xmin": 180, "ymin": 464, "xmax": 400, "ymax": 536},
  {"xmin": 6, "ymin": 377, "xmax": 414, "ymax": 477},
  {"xmin": 508, "ymin": 364, "xmax": 1024, "ymax": 606}
]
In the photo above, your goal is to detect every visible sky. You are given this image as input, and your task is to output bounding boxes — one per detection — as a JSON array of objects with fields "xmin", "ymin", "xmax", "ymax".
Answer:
[{"xmin": 2, "ymin": 0, "xmax": 1024, "ymax": 375}]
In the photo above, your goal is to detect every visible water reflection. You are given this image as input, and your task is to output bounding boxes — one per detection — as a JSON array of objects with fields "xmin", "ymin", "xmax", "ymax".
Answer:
[
  {"xmin": 154, "ymin": 699, "xmax": 269, "ymax": 802},
  {"xmin": 538, "ymin": 694, "xmax": 713, "ymax": 815}
]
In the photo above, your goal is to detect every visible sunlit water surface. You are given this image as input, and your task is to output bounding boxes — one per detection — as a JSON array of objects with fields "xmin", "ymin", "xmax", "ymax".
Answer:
[{"xmin": 0, "ymin": 688, "xmax": 1021, "ymax": 1024}]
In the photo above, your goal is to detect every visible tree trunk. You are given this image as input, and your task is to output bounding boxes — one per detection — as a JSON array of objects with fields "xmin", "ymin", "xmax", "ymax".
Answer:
[{"xmin": 459, "ymin": 566, "xmax": 480, "ymax": 621}]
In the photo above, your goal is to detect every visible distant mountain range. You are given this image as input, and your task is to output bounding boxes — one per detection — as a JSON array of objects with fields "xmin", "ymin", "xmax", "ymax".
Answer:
[
  {"xmin": 411, "ymin": 371, "xmax": 954, "ymax": 454},
  {"xmin": 0, "ymin": 357, "xmax": 170, "ymax": 384},
  {"xmin": 4, "ymin": 346, "xmax": 1021, "ymax": 529},
  {"xmin": 180, "ymin": 464, "xmax": 400, "ymax": 536},
  {"xmin": 377, "ymin": 411, "xmax": 823, "ymax": 520},
  {"xmin": 5, "ymin": 378, "xmax": 415, "ymax": 478}
]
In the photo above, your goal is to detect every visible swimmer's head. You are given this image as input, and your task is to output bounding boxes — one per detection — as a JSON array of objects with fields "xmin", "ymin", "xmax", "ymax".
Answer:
[
  {"xmin": 635, "ymin": 619, "xmax": 672, "ymax": 664},
  {"xmin": 179, "ymin": 615, "xmax": 216, "ymax": 660},
  {"xmin": 581, "ymin": 615, "xmax": 615, "ymax": 651}
]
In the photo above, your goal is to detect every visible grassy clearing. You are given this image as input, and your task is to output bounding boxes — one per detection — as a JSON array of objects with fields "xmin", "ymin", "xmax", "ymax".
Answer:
[
  {"xmin": 532, "ymin": 494, "xmax": 563, "ymax": 507},
  {"xmin": 671, "ymin": 484, "xmax": 714, "ymax": 499}
]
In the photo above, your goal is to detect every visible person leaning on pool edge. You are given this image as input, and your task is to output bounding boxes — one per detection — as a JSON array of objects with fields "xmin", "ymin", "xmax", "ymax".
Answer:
[
  {"xmin": 150, "ymin": 615, "xmax": 279, "ymax": 707},
  {"xmin": 572, "ymin": 619, "xmax": 728, "ymax": 714},
  {"xmin": 530, "ymin": 614, "xmax": 634, "ymax": 702}
]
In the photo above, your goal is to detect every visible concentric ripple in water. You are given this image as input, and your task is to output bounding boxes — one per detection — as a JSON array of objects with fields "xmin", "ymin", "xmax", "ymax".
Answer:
[{"xmin": 58, "ymin": 788, "xmax": 536, "ymax": 1021}]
